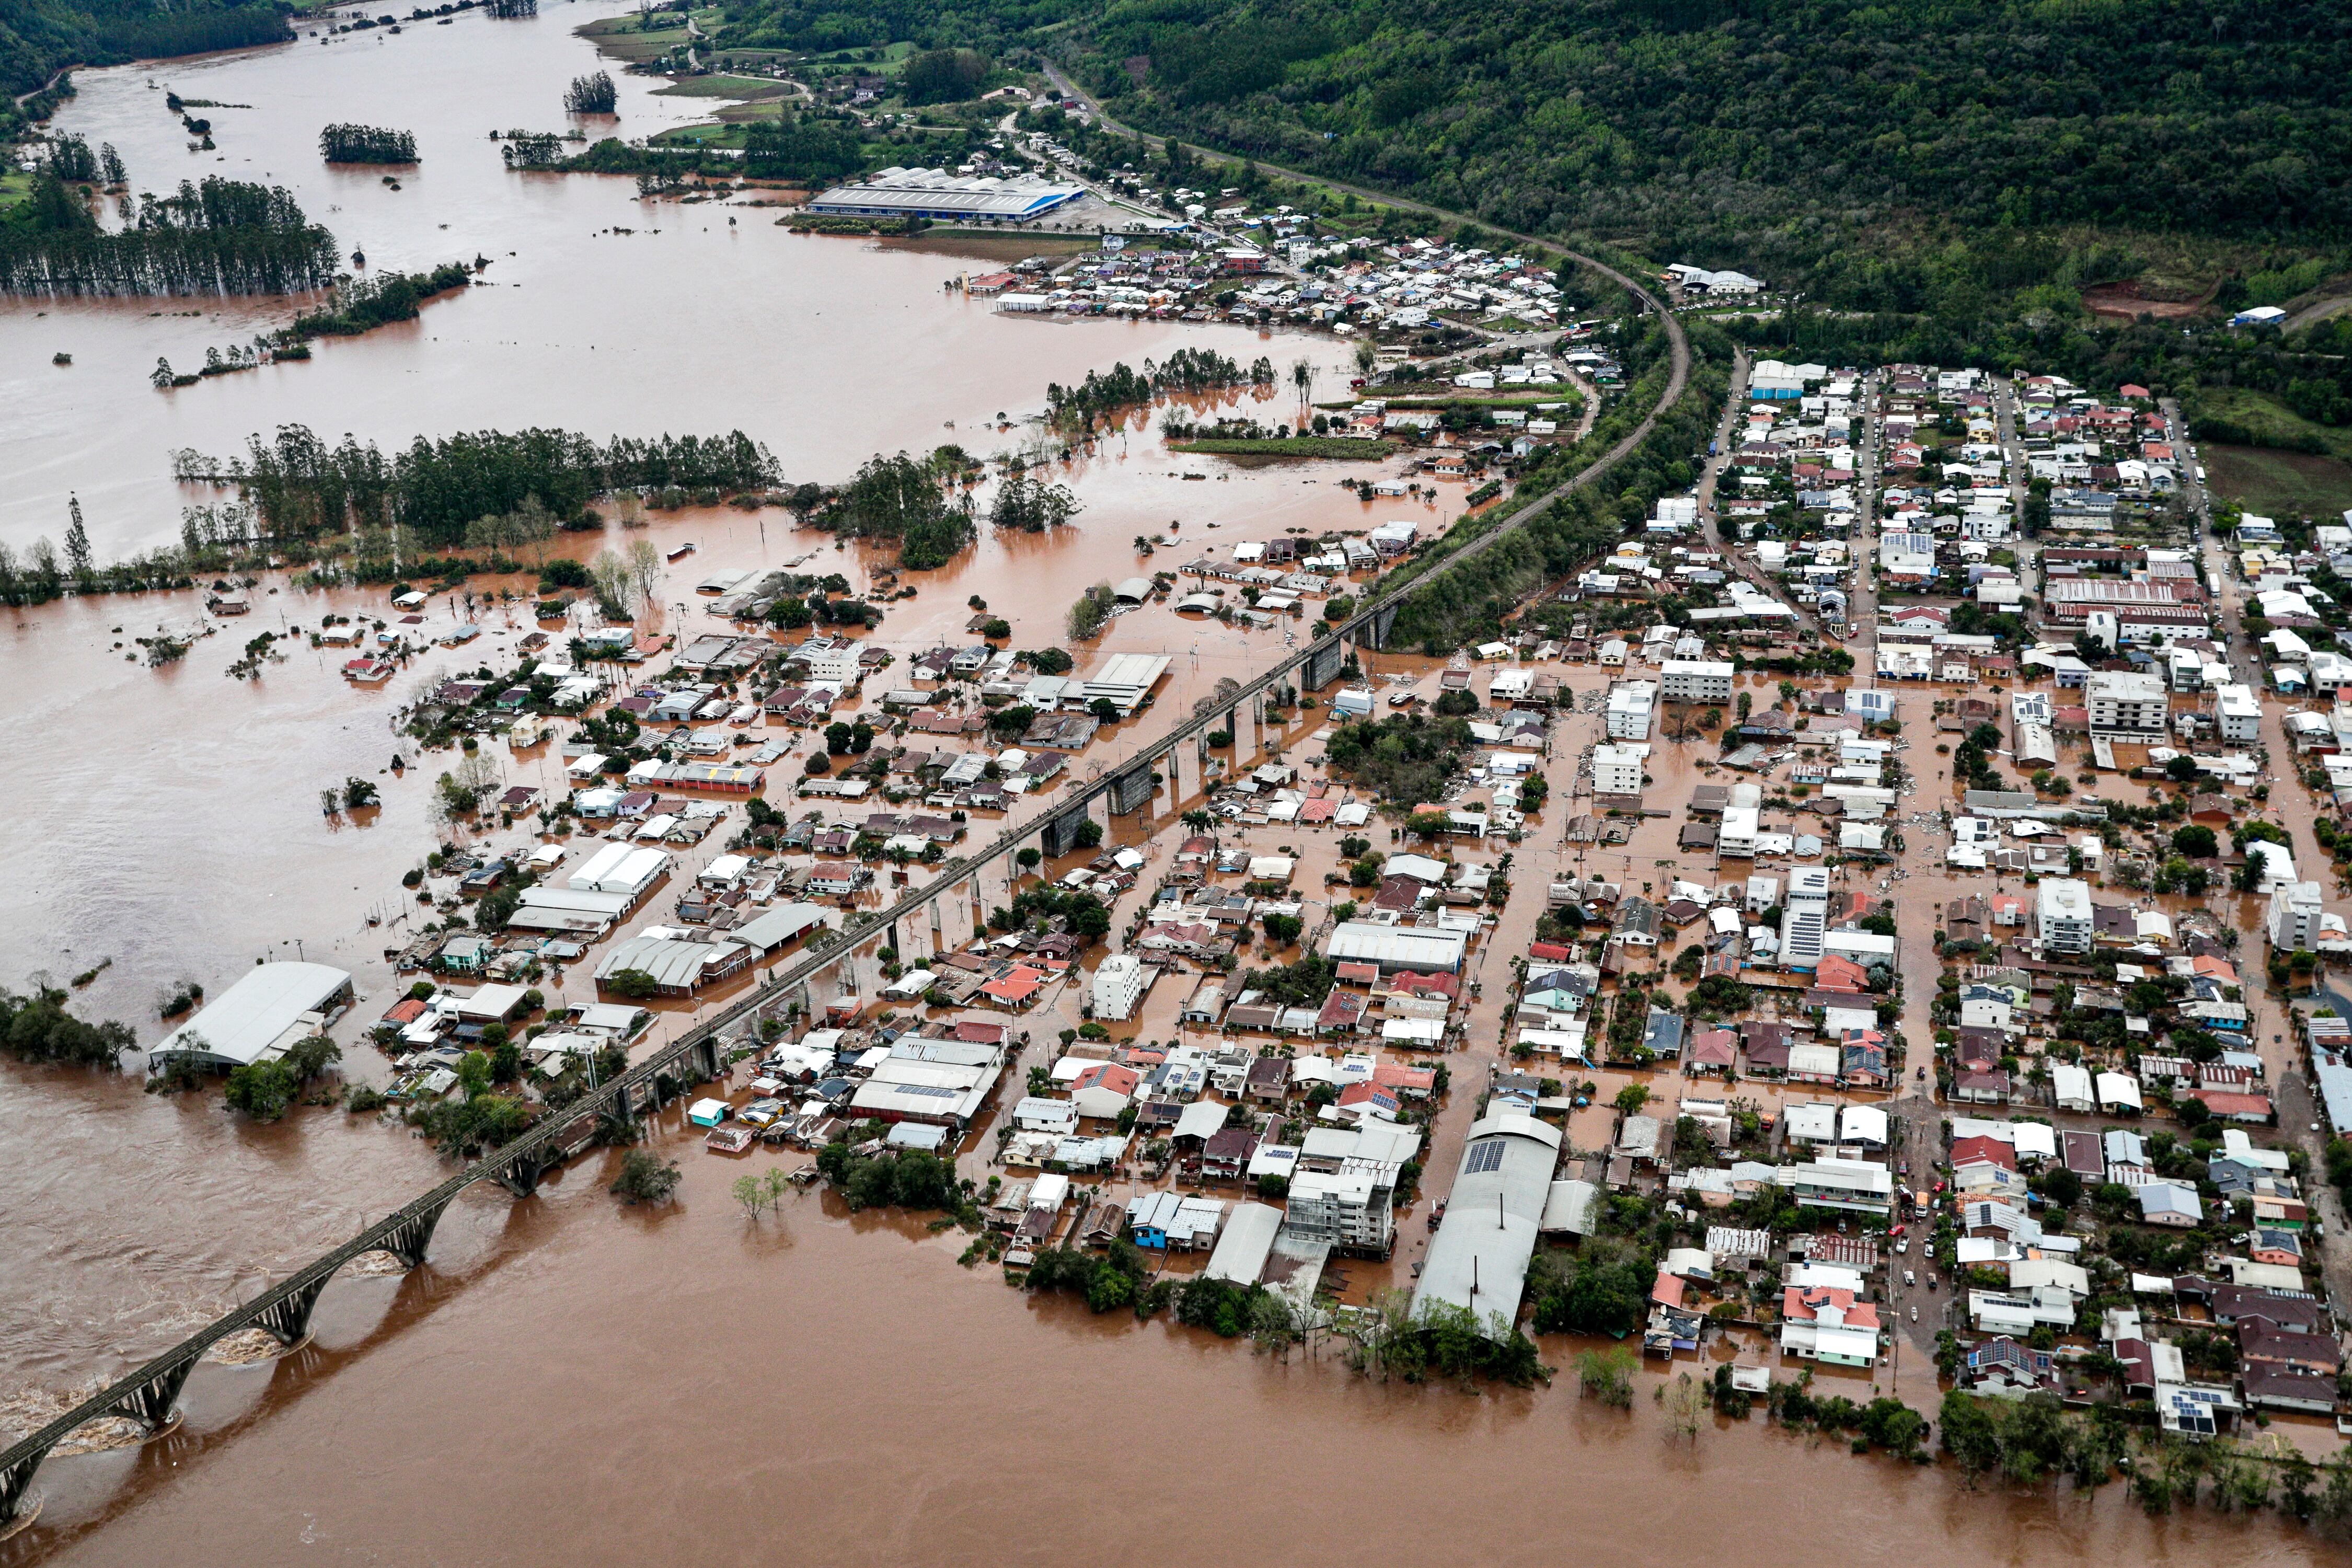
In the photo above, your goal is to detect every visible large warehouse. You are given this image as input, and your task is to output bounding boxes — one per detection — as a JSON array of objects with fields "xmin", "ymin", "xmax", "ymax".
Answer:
[
  {"xmin": 806, "ymin": 167, "xmax": 1085, "ymax": 223},
  {"xmin": 1325, "ymin": 920, "xmax": 1469, "ymax": 975},
  {"xmin": 149, "ymin": 962, "xmax": 354, "ymax": 1070},
  {"xmin": 1412, "ymin": 1111, "xmax": 1563, "ymax": 1336},
  {"xmin": 1080, "ymin": 652, "xmax": 1172, "ymax": 717}
]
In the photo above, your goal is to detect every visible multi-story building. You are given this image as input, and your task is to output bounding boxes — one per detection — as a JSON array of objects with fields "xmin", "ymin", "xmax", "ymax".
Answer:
[
  {"xmin": 2216, "ymin": 683, "xmax": 2263, "ymax": 743},
  {"xmin": 2037, "ymin": 878, "xmax": 2093, "ymax": 954},
  {"xmin": 1658, "ymin": 659, "xmax": 1735, "ymax": 705},
  {"xmin": 1605, "ymin": 680, "xmax": 1657, "ymax": 741},
  {"xmin": 2084, "ymin": 670, "xmax": 2171, "ymax": 735},
  {"xmin": 2268, "ymin": 881, "xmax": 2324, "ymax": 952},
  {"xmin": 1091, "ymin": 953, "xmax": 1151, "ymax": 1022},
  {"xmin": 1718, "ymin": 806, "xmax": 1760, "ymax": 858},
  {"xmin": 1282, "ymin": 1169, "xmax": 1396, "ymax": 1255},
  {"xmin": 1779, "ymin": 867, "xmax": 1831, "ymax": 969},
  {"xmin": 1590, "ymin": 744, "xmax": 1647, "ymax": 799}
]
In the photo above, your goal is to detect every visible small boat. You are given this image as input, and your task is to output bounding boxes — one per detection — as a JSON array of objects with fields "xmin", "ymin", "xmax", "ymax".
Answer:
[{"xmin": 667, "ymin": 541, "xmax": 696, "ymax": 562}]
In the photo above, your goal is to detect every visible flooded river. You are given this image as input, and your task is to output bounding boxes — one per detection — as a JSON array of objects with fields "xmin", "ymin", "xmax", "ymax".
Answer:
[{"xmin": 1, "ymin": 12, "xmax": 2342, "ymax": 1566}]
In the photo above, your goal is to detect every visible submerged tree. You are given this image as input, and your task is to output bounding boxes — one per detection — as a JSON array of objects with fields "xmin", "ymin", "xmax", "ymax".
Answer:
[
  {"xmin": 988, "ymin": 472, "xmax": 1080, "ymax": 533},
  {"xmin": 562, "ymin": 71, "xmax": 618, "ymax": 114},
  {"xmin": 319, "ymin": 124, "xmax": 419, "ymax": 165}
]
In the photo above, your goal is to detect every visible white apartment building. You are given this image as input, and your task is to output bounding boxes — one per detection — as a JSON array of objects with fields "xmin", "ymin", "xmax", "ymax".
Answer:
[
  {"xmin": 2215, "ymin": 683, "xmax": 2262, "ymax": 743},
  {"xmin": 2268, "ymin": 881, "xmax": 2323, "ymax": 951},
  {"xmin": 1590, "ymin": 743, "xmax": 1647, "ymax": 798},
  {"xmin": 2037, "ymin": 878, "xmax": 2093, "ymax": 954},
  {"xmin": 1718, "ymin": 806, "xmax": 1760, "ymax": 858},
  {"xmin": 2084, "ymin": 670, "xmax": 2170, "ymax": 735},
  {"xmin": 1780, "ymin": 866, "xmax": 1830, "ymax": 969},
  {"xmin": 1659, "ymin": 659, "xmax": 1735, "ymax": 705},
  {"xmin": 1090, "ymin": 953, "xmax": 1151, "ymax": 1022},
  {"xmin": 1605, "ymin": 680, "xmax": 1657, "ymax": 740}
]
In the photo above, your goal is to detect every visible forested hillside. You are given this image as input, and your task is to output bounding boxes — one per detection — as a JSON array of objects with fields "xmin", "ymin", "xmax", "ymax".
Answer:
[
  {"xmin": 1064, "ymin": 0, "xmax": 2351, "ymax": 248},
  {"xmin": 0, "ymin": 0, "xmax": 290, "ymax": 123}
]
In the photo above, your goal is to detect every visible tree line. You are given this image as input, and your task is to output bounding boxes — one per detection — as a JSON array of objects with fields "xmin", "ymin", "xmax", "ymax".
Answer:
[
  {"xmin": 1, "ymin": 174, "xmax": 338, "ymax": 297},
  {"xmin": 320, "ymin": 124, "xmax": 419, "ymax": 164},
  {"xmin": 1045, "ymin": 348, "xmax": 1271, "ymax": 431},
  {"xmin": 742, "ymin": 115, "xmax": 866, "ymax": 182},
  {"xmin": 187, "ymin": 423, "xmax": 781, "ymax": 545}
]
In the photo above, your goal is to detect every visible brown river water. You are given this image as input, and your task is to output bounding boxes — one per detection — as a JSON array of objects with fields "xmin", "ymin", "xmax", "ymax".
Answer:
[{"xmin": 0, "ymin": 11, "xmax": 2339, "ymax": 1564}]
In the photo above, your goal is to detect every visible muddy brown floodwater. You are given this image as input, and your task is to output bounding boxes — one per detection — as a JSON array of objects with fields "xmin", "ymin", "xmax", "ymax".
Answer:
[{"xmin": 0, "ymin": 13, "xmax": 2343, "ymax": 1566}]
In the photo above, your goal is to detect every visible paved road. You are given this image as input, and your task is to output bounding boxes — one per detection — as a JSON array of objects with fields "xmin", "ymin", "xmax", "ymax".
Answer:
[{"xmin": 2165, "ymin": 396, "xmax": 2352, "ymax": 1319}]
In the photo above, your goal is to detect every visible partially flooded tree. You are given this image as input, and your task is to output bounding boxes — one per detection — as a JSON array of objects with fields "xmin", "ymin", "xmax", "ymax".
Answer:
[
  {"xmin": 1664, "ymin": 1369, "xmax": 1707, "ymax": 1442},
  {"xmin": 626, "ymin": 536, "xmax": 663, "ymax": 612},
  {"xmin": 588, "ymin": 548, "xmax": 634, "ymax": 619}
]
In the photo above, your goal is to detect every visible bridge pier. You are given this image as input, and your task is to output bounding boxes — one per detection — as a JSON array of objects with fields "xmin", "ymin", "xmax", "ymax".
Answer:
[
  {"xmin": 1107, "ymin": 760, "xmax": 1156, "ymax": 817},
  {"xmin": 380, "ymin": 1193, "xmax": 453, "ymax": 1268},
  {"xmin": 496, "ymin": 1148, "xmax": 547, "ymax": 1199},
  {"xmin": 105, "ymin": 1354, "xmax": 197, "ymax": 1434},
  {"xmin": 1, "ymin": 1445, "xmax": 45, "ymax": 1532},
  {"xmin": 1301, "ymin": 633, "xmax": 1347, "ymax": 693},
  {"xmin": 253, "ymin": 1275, "xmax": 333, "ymax": 1348},
  {"xmin": 1040, "ymin": 801, "xmax": 1092, "ymax": 858}
]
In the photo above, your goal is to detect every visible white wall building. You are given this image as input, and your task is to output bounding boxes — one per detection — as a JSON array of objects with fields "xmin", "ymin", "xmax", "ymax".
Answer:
[
  {"xmin": 1091, "ymin": 953, "xmax": 1152, "ymax": 1022},
  {"xmin": 2037, "ymin": 878, "xmax": 2093, "ymax": 954},
  {"xmin": 1718, "ymin": 806, "xmax": 1760, "ymax": 858},
  {"xmin": 1605, "ymin": 681, "xmax": 1657, "ymax": 741},
  {"xmin": 2084, "ymin": 670, "xmax": 2170, "ymax": 735},
  {"xmin": 2215, "ymin": 683, "xmax": 2263, "ymax": 743},
  {"xmin": 1780, "ymin": 866, "xmax": 1831, "ymax": 969},
  {"xmin": 2269, "ymin": 881, "xmax": 2324, "ymax": 951},
  {"xmin": 1659, "ymin": 659, "xmax": 1735, "ymax": 705},
  {"xmin": 1590, "ymin": 743, "xmax": 1647, "ymax": 798}
]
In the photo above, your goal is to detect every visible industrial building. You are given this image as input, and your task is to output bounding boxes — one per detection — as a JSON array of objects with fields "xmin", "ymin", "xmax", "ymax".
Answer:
[
  {"xmin": 1411, "ymin": 1111, "xmax": 1562, "ymax": 1335},
  {"xmin": 149, "ymin": 962, "xmax": 354, "ymax": 1070},
  {"xmin": 806, "ymin": 167, "xmax": 1085, "ymax": 223},
  {"xmin": 1325, "ymin": 921, "xmax": 1469, "ymax": 975},
  {"xmin": 1081, "ymin": 653, "xmax": 1173, "ymax": 717}
]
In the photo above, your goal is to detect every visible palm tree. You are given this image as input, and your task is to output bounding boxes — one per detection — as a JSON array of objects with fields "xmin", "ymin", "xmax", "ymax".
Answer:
[{"xmin": 1182, "ymin": 809, "xmax": 1214, "ymax": 831}]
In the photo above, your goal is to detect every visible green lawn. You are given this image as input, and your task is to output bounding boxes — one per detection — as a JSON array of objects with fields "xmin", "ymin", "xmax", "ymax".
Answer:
[
  {"xmin": 2203, "ymin": 444, "xmax": 2352, "ymax": 518},
  {"xmin": 654, "ymin": 74, "xmax": 791, "ymax": 99},
  {"xmin": 650, "ymin": 120, "xmax": 741, "ymax": 147}
]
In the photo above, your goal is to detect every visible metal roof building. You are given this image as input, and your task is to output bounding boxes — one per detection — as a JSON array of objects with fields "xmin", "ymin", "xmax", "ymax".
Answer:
[
  {"xmin": 594, "ymin": 936, "xmax": 746, "ymax": 995},
  {"xmin": 1081, "ymin": 652, "xmax": 1172, "ymax": 716},
  {"xmin": 1325, "ymin": 920, "xmax": 1469, "ymax": 975},
  {"xmin": 1411, "ymin": 1111, "xmax": 1562, "ymax": 1336},
  {"xmin": 806, "ymin": 166, "xmax": 1084, "ymax": 223},
  {"xmin": 150, "ymin": 962, "xmax": 354, "ymax": 1070}
]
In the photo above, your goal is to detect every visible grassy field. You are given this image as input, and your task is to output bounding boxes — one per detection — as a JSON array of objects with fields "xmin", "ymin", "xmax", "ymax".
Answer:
[
  {"xmin": 654, "ymin": 74, "xmax": 791, "ymax": 99},
  {"xmin": 2203, "ymin": 444, "xmax": 2352, "ymax": 518},
  {"xmin": 2191, "ymin": 385, "xmax": 2352, "ymax": 459},
  {"xmin": 650, "ymin": 121, "xmax": 742, "ymax": 148}
]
